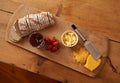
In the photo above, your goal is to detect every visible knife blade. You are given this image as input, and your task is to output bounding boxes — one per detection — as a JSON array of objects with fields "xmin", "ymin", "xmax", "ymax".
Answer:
[{"xmin": 71, "ymin": 24, "xmax": 101, "ymax": 60}]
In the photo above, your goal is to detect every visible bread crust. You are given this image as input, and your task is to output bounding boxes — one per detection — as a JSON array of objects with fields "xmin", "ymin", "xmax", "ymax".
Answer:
[{"xmin": 10, "ymin": 12, "xmax": 55, "ymax": 42}]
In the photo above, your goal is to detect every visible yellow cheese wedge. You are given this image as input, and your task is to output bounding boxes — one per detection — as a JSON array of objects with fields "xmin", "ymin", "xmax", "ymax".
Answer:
[{"xmin": 84, "ymin": 55, "xmax": 101, "ymax": 71}]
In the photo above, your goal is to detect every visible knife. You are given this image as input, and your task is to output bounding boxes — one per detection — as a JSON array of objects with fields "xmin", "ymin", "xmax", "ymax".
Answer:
[{"xmin": 71, "ymin": 24, "xmax": 101, "ymax": 60}]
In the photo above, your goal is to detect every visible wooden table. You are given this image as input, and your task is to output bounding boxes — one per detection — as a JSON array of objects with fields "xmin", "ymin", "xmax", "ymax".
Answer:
[{"xmin": 0, "ymin": 0, "xmax": 120, "ymax": 83}]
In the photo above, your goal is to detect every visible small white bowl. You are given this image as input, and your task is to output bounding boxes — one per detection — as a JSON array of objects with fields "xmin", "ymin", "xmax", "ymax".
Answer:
[{"xmin": 61, "ymin": 30, "xmax": 78, "ymax": 47}]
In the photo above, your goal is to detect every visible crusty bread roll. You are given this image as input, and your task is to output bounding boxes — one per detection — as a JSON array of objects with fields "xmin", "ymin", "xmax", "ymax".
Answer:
[{"xmin": 10, "ymin": 12, "xmax": 55, "ymax": 42}]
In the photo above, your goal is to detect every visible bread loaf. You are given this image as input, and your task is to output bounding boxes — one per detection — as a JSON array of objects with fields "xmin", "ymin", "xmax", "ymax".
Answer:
[{"xmin": 10, "ymin": 12, "xmax": 55, "ymax": 42}]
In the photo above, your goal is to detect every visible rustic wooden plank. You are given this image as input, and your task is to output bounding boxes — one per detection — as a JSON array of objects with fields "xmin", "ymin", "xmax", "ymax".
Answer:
[
  {"xmin": 0, "ymin": 62, "xmax": 58, "ymax": 83},
  {"xmin": 109, "ymin": 41, "xmax": 120, "ymax": 74},
  {"xmin": 0, "ymin": 11, "xmax": 12, "ymax": 41},
  {"xmin": 62, "ymin": 0, "xmax": 120, "ymax": 42},
  {"xmin": 1, "ymin": 9, "xmax": 120, "ymax": 83},
  {"xmin": 11, "ymin": 0, "xmax": 60, "ymax": 15},
  {"xmin": 0, "ymin": 0, "xmax": 120, "ymax": 83},
  {"xmin": 0, "ymin": 0, "xmax": 20, "ymax": 13},
  {"xmin": 0, "ymin": 0, "xmax": 59, "ymax": 13}
]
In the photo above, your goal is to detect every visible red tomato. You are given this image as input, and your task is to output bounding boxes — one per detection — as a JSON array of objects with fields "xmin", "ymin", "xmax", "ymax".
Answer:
[
  {"xmin": 49, "ymin": 38, "xmax": 57, "ymax": 42},
  {"xmin": 53, "ymin": 41, "xmax": 59, "ymax": 46},
  {"xmin": 51, "ymin": 46, "xmax": 57, "ymax": 52},
  {"xmin": 47, "ymin": 45, "xmax": 52, "ymax": 50}
]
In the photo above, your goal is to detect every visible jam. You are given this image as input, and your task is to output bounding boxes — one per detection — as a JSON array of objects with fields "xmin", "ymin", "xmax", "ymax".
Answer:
[{"xmin": 29, "ymin": 32, "xmax": 45, "ymax": 48}]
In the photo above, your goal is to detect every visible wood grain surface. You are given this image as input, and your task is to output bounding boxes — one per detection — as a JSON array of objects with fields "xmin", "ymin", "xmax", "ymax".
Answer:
[
  {"xmin": 0, "ymin": 62, "xmax": 58, "ymax": 83},
  {"xmin": 0, "ymin": 0, "xmax": 120, "ymax": 83}
]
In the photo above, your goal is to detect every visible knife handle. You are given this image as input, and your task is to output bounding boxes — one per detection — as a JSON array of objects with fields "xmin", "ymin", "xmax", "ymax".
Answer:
[{"xmin": 72, "ymin": 24, "xmax": 87, "ymax": 42}]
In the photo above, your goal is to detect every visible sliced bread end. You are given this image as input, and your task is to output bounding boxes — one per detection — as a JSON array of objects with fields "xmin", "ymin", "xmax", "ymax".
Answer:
[{"xmin": 9, "ymin": 26, "xmax": 22, "ymax": 42}]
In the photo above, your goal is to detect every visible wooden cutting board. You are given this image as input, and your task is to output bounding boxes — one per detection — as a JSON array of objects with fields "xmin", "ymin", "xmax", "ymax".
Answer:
[{"xmin": 5, "ymin": 5, "xmax": 109, "ymax": 77}]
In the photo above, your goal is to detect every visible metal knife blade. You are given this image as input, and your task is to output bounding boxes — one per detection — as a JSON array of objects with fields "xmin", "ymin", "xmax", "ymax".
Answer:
[
  {"xmin": 84, "ymin": 41, "xmax": 101, "ymax": 59},
  {"xmin": 71, "ymin": 24, "xmax": 101, "ymax": 60}
]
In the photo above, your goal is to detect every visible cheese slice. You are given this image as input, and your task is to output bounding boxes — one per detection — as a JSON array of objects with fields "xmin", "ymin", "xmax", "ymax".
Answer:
[
  {"xmin": 73, "ymin": 47, "xmax": 89, "ymax": 64},
  {"xmin": 84, "ymin": 55, "xmax": 101, "ymax": 71}
]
